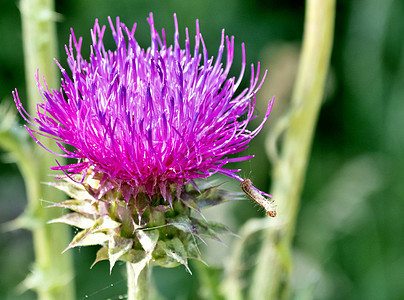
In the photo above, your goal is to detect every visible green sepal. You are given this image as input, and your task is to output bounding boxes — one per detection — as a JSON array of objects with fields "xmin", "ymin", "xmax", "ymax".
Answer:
[
  {"xmin": 65, "ymin": 229, "xmax": 109, "ymax": 251},
  {"xmin": 180, "ymin": 197, "xmax": 200, "ymax": 213},
  {"xmin": 90, "ymin": 215, "xmax": 121, "ymax": 232},
  {"xmin": 152, "ymin": 257, "xmax": 180, "ymax": 269},
  {"xmin": 136, "ymin": 229, "xmax": 159, "ymax": 254},
  {"xmin": 45, "ymin": 181, "xmax": 90, "ymax": 201},
  {"xmin": 91, "ymin": 247, "xmax": 148, "ymax": 269},
  {"xmin": 186, "ymin": 240, "xmax": 205, "ymax": 264},
  {"xmin": 108, "ymin": 235, "xmax": 134, "ymax": 272},
  {"xmin": 168, "ymin": 215, "xmax": 205, "ymax": 244},
  {"xmin": 120, "ymin": 208, "xmax": 135, "ymax": 238},
  {"xmin": 46, "ymin": 174, "xmax": 238, "ymax": 275},
  {"xmin": 205, "ymin": 220, "xmax": 235, "ymax": 235},
  {"xmin": 157, "ymin": 237, "xmax": 191, "ymax": 273},
  {"xmin": 123, "ymin": 230, "xmax": 159, "ymax": 284},
  {"xmin": 196, "ymin": 185, "xmax": 233, "ymax": 208},
  {"xmin": 169, "ymin": 215, "xmax": 194, "ymax": 232},
  {"xmin": 190, "ymin": 217, "xmax": 230, "ymax": 242},
  {"xmin": 63, "ymin": 215, "xmax": 121, "ymax": 251},
  {"xmin": 149, "ymin": 209, "xmax": 166, "ymax": 229},
  {"xmin": 108, "ymin": 200, "xmax": 118, "ymax": 221},
  {"xmin": 50, "ymin": 199, "xmax": 98, "ymax": 215},
  {"xmin": 135, "ymin": 193, "xmax": 149, "ymax": 216},
  {"xmin": 91, "ymin": 247, "xmax": 109, "ymax": 268},
  {"xmin": 120, "ymin": 249, "xmax": 147, "ymax": 264},
  {"xmin": 48, "ymin": 212, "xmax": 95, "ymax": 229},
  {"xmin": 152, "ymin": 205, "xmax": 172, "ymax": 213}
]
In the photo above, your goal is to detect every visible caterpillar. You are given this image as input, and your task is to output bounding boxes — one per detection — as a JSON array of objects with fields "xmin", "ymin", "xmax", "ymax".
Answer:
[{"xmin": 240, "ymin": 179, "xmax": 277, "ymax": 217}]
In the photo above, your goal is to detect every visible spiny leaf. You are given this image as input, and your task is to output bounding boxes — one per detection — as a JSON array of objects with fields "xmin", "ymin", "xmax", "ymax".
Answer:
[
  {"xmin": 91, "ymin": 247, "xmax": 109, "ymax": 268},
  {"xmin": 190, "ymin": 218, "xmax": 224, "ymax": 242},
  {"xmin": 181, "ymin": 197, "xmax": 200, "ymax": 213},
  {"xmin": 135, "ymin": 193, "xmax": 149, "ymax": 216},
  {"xmin": 50, "ymin": 199, "xmax": 98, "ymax": 215},
  {"xmin": 168, "ymin": 216, "xmax": 206, "ymax": 245},
  {"xmin": 136, "ymin": 229, "xmax": 159, "ymax": 254},
  {"xmin": 91, "ymin": 215, "xmax": 121, "ymax": 233},
  {"xmin": 49, "ymin": 212, "xmax": 96, "ymax": 229},
  {"xmin": 196, "ymin": 186, "xmax": 236, "ymax": 208},
  {"xmin": 108, "ymin": 235, "xmax": 133, "ymax": 272},
  {"xmin": 152, "ymin": 205, "xmax": 172, "ymax": 213},
  {"xmin": 153, "ymin": 256, "xmax": 181, "ymax": 269},
  {"xmin": 186, "ymin": 241, "xmax": 205, "ymax": 264},
  {"xmin": 158, "ymin": 238, "xmax": 191, "ymax": 273},
  {"xmin": 205, "ymin": 220, "xmax": 236, "ymax": 236},
  {"xmin": 169, "ymin": 216, "xmax": 194, "ymax": 232},
  {"xmin": 65, "ymin": 229, "xmax": 108, "ymax": 251},
  {"xmin": 126, "ymin": 230, "xmax": 156, "ymax": 285},
  {"xmin": 120, "ymin": 208, "xmax": 135, "ymax": 238},
  {"xmin": 46, "ymin": 181, "xmax": 90, "ymax": 200},
  {"xmin": 91, "ymin": 246, "xmax": 147, "ymax": 268},
  {"xmin": 119, "ymin": 249, "xmax": 147, "ymax": 264},
  {"xmin": 64, "ymin": 215, "xmax": 120, "ymax": 251}
]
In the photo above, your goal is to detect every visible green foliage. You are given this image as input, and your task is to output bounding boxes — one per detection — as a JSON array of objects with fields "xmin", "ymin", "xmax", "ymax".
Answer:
[{"xmin": 1, "ymin": 1, "xmax": 404, "ymax": 299}]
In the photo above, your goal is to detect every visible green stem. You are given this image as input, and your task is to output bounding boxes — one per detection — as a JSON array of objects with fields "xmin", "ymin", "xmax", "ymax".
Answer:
[
  {"xmin": 19, "ymin": 0, "xmax": 75, "ymax": 299},
  {"xmin": 127, "ymin": 263, "xmax": 151, "ymax": 300},
  {"xmin": 249, "ymin": 0, "xmax": 336, "ymax": 298},
  {"xmin": 222, "ymin": 0, "xmax": 335, "ymax": 299}
]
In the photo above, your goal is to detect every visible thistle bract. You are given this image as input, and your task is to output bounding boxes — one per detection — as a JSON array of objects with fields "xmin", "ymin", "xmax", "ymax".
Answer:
[{"xmin": 13, "ymin": 13, "xmax": 272, "ymax": 274}]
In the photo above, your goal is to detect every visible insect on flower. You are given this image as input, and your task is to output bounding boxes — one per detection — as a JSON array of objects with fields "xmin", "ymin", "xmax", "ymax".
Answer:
[{"xmin": 240, "ymin": 179, "xmax": 276, "ymax": 217}]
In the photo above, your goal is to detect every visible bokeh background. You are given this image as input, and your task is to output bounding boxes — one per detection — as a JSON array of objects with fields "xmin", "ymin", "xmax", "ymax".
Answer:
[{"xmin": 1, "ymin": 0, "xmax": 403, "ymax": 299}]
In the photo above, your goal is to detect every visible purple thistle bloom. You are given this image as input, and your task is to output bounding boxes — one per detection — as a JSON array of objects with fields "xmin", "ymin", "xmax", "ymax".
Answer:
[{"xmin": 13, "ymin": 13, "xmax": 273, "ymax": 203}]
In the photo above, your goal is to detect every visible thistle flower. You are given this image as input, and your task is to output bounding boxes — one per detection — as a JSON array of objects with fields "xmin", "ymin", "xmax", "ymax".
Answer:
[{"xmin": 13, "ymin": 13, "xmax": 273, "ymax": 274}]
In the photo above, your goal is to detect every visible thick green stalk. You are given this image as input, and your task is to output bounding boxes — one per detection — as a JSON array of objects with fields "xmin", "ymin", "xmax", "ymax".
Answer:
[
  {"xmin": 127, "ymin": 263, "xmax": 151, "ymax": 300},
  {"xmin": 19, "ymin": 0, "xmax": 75, "ymax": 299},
  {"xmin": 249, "ymin": 0, "xmax": 335, "ymax": 299},
  {"xmin": 223, "ymin": 0, "xmax": 335, "ymax": 299}
]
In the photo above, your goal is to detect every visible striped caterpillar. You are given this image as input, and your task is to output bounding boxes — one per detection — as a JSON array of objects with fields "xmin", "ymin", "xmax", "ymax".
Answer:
[{"xmin": 240, "ymin": 179, "xmax": 277, "ymax": 217}]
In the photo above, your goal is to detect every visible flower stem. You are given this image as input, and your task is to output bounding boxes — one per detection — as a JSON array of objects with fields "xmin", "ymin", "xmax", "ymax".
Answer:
[
  {"xmin": 19, "ymin": 0, "xmax": 75, "ymax": 299},
  {"xmin": 127, "ymin": 263, "xmax": 151, "ymax": 300},
  {"xmin": 250, "ymin": 0, "xmax": 336, "ymax": 298}
]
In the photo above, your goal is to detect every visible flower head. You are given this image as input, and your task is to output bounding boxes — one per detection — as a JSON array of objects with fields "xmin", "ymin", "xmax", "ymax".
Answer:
[
  {"xmin": 14, "ymin": 13, "xmax": 272, "ymax": 203},
  {"xmin": 13, "ymin": 13, "xmax": 274, "ymax": 274}
]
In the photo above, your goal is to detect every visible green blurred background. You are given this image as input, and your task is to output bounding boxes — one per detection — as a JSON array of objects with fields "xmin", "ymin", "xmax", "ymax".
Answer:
[{"xmin": 1, "ymin": 0, "xmax": 403, "ymax": 299}]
